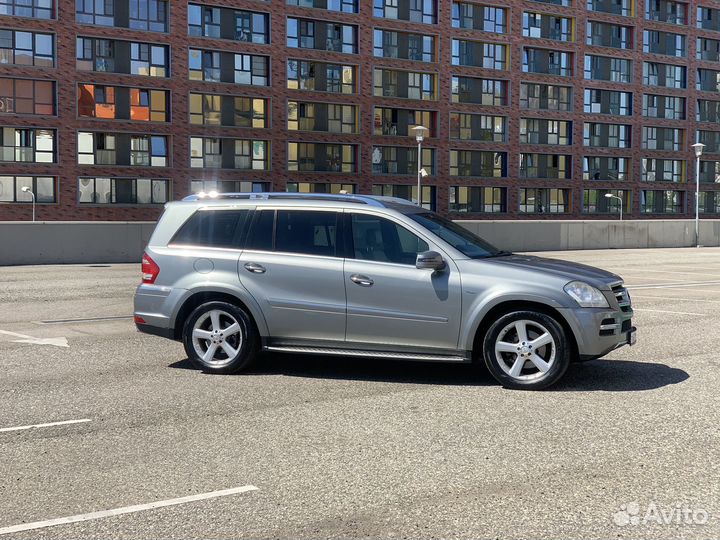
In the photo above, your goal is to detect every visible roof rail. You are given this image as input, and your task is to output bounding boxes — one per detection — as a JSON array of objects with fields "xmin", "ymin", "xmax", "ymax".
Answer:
[{"xmin": 181, "ymin": 192, "xmax": 388, "ymax": 207}]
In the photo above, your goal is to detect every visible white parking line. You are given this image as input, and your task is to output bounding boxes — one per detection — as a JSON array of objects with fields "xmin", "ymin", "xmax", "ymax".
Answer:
[
  {"xmin": 633, "ymin": 308, "xmax": 706, "ymax": 316},
  {"xmin": 629, "ymin": 280, "xmax": 720, "ymax": 290},
  {"xmin": 0, "ymin": 419, "xmax": 91, "ymax": 433},
  {"xmin": 0, "ymin": 485, "xmax": 259, "ymax": 536}
]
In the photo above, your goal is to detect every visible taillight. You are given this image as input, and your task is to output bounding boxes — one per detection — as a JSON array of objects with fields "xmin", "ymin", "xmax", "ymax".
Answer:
[{"xmin": 141, "ymin": 252, "xmax": 160, "ymax": 284}]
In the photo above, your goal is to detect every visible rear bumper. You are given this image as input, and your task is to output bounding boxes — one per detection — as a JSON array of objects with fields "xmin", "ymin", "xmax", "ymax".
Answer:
[{"xmin": 136, "ymin": 322, "xmax": 174, "ymax": 339}]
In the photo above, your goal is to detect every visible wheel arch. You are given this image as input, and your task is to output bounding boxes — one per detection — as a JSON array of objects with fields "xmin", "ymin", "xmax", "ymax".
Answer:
[
  {"xmin": 468, "ymin": 299, "xmax": 579, "ymax": 362},
  {"xmin": 172, "ymin": 287, "xmax": 268, "ymax": 341}
]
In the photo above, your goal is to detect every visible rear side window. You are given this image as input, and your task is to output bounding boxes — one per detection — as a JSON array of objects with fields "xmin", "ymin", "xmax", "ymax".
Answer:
[
  {"xmin": 275, "ymin": 210, "xmax": 339, "ymax": 257},
  {"xmin": 171, "ymin": 210, "xmax": 249, "ymax": 248}
]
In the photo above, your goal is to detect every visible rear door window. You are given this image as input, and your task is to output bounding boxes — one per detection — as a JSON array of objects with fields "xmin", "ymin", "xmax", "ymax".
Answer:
[
  {"xmin": 171, "ymin": 209, "xmax": 249, "ymax": 248},
  {"xmin": 275, "ymin": 210, "xmax": 340, "ymax": 257}
]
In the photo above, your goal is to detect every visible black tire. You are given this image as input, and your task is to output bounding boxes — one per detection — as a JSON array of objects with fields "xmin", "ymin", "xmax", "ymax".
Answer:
[
  {"xmin": 182, "ymin": 301, "xmax": 259, "ymax": 374},
  {"xmin": 482, "ymin": 310, "xmax": 570, "ymax": 390}
]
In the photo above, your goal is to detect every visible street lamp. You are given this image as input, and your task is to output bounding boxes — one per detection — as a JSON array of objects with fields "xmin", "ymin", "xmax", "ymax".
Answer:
[
  {"xmin": 411, "ymin": 125, "xmax": 428, "ymax": 207},
  {"xmin": 604, "ymin": 192, "xmax": 623, "ymax": 221},
  {"xmin": 21, "ymin": 186, "xmax": 35, "ymax": 222},
  {"xmin": 692, "ymin": 142, "xmax": 705, "ymax": 248}
]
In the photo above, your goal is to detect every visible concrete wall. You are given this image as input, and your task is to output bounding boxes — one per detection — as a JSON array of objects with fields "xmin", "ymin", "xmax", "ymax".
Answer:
[
  {"xmin": 0, "ymin": 221, "xmax": 156, "ymax": 266},
  {"xmin": 1, "ymin": 219, "xmax": 718, "ymax": 266}
]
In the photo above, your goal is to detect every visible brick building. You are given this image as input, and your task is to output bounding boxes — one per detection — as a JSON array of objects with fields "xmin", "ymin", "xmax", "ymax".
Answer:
[{"xmin": 0, "ymin": 0, "xmax": 719, "ymax": 221}]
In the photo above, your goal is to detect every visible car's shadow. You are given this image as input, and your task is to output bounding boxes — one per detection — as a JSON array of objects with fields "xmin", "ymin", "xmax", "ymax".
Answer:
[{"xmin": 170, "ymin": 353, "xmax": 688, "ymax": 392}]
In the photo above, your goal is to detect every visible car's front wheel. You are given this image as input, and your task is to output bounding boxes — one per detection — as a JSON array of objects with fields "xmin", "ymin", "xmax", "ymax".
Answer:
[
  {"xmin": 182, "ymin": 301, "xmax": 258, "ymax": 374},
  {"xmin": 483, "ymin": 311, "xmax": 570, "ymax": 390}
]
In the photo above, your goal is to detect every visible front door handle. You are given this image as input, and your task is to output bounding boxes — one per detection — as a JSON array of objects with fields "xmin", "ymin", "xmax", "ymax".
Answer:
[
  {"xmin": 350, "ymin": 274, "xmax": 374, "ymax": 287},
  {"xmin": 244, "ymin": 262, "xmax": 266, "ymax": 274}
]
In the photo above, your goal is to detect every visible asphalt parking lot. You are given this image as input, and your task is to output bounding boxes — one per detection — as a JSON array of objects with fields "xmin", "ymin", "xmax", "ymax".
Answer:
[{"xmin": 0, "ymin": 247, "xmax": 719, "ymax": 539}]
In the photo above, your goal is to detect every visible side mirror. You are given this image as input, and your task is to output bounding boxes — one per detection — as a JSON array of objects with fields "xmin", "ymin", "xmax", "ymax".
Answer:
[{"xmin": 416, "ymin": 251, "xmax": 446, "ymax": 271}]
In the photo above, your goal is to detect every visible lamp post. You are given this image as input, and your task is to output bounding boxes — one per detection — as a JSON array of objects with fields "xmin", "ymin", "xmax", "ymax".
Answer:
[
  {"xmin": 604, "ymin": 192, "xmax": 623, "ymax": 221},
  {"xmin": 691, "ymin": 142, "xmax": 705, "ymax": 248},
  {"xmin": 21, "ymin": 186, "xmax": 35, "ymax": 222},
  {"xmin": 411, "ymin": 125, "xmax": 428, "ymax": 207}
]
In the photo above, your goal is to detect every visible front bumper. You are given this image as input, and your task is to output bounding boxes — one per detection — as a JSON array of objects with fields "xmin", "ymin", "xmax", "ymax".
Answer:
[{"xmin": 558, "ymin": 306, "xmax": 635, "ymax": 359}]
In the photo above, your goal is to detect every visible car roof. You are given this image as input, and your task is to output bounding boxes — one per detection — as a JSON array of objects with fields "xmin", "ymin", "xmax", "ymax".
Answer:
[{"xmin": 176, "ymin": 192, "xmax": 424, "ymax": 213}]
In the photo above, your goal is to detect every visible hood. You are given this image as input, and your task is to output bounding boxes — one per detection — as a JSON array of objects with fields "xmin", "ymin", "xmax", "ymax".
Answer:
[{"xmin": 476, "ymin": 254, "xmax": 622, "ymax": 289}]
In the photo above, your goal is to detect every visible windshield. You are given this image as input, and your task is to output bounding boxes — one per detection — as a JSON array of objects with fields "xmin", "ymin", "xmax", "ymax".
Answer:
[{"xmin": 407, "ymin": 212, "xmax": 505, "ymax": 259}]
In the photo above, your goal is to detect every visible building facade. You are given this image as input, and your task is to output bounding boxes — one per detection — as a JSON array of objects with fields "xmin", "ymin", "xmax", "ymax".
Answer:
[{"xmin": 0, "ymin": 0, "xmax": 719, "ymax": 221}]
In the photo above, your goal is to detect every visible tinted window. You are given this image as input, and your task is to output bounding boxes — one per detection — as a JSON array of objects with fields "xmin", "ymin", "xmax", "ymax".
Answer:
[
  {"xmin": 171, "ymin": 210, "xmax": 248, "ymax": 248},
  {"xmin": 351, "ymin": 214, "xmax": 428, "ymax": 265},
  {"xmin": 275, "ymin": 210, "xmax": 339, "ymax": 257},
  {"xmin": 246, "ymin": 209, "xmax": 274, "ymax": 251}
]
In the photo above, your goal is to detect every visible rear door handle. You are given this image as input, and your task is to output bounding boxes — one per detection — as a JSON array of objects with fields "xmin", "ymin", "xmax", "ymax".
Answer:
[
  {"xmin": 350, "ymin": 274, "xmax": 374, "ymax": 287},
  {"xmin": 244, "ymin": 262, "xmax": 266, "ymax": 274}
]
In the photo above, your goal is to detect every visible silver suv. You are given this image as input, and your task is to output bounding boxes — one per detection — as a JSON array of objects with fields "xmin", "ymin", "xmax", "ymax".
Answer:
[{"xmin": 134, "ymin": 193, "xmax": 635, "ymax": 390}]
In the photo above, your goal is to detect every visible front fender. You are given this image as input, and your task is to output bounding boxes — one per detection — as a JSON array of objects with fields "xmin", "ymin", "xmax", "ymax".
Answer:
[{"xmin": 460, "ymin": 290, "xmax": 569, "ymax": 352}]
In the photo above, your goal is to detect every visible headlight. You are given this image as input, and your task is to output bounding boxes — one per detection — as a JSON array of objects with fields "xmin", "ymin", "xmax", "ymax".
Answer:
[{"xmin": 564, "ymin": 281, "xmax": 609, "ymax": 308}]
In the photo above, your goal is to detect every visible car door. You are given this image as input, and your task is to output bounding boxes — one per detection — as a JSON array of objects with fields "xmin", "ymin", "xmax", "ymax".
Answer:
[
  {"xmin": 344, "ymin": 211, "xmax": 462, "ymax": 351},
  {"xmin": 237, "ymin": 208, "xmax": 347, "ymax": 343}
]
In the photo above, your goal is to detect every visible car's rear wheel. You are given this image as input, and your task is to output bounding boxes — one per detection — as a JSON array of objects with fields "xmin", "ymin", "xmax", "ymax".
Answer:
[
  {"xmin": 182, "ymin": 301, "xmax": 258, "ymax": 374},
  {"xmin": 483, "ymin": 311, "xmax": 570, "ymax": 390}
]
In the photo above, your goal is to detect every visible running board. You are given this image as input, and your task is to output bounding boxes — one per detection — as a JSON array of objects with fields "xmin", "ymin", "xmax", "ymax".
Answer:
[{"xmin": 264, "ymin": 345, "xmax": 467, "ymax": 363}]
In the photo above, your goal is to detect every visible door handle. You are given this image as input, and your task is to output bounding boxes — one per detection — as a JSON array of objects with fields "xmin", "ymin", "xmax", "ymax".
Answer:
[
  {"xmin": 350, "ymin": 274, "xmax": 374, "ymax": 287},
  {"xmin": 244, "ymin": 262, "xmax": 266, "ymax": 274}
]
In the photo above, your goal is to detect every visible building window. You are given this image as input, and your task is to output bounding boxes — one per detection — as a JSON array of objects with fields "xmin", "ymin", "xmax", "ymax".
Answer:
[
  {"xmin": 373, "ymin": 107, "xmax": 435, "ymax": 137},
  {"xmin": 522, "ymin": 12, "xmax": 573, "ymax": 41},
  {"xmin": 287, "ymin": 60, "xmax": 356, "ymax": 93},
  {"xmin": 0, "ymin": 78, "xmax": 54, "ymax": 115},
  {"xmin": 640, "ymin": 190, "xmax": 684, "ymax": 213},
  {"xmin": 76, "ymin": 0, "xmax": 114, "ymax": 25},
  {"xmin": 451, "ymin": 39, "xmax": 507, "ymax": 70},
  {"xmin": 583, "ymin": 189, "xmax": 630, "ymax": 214},
  {"xmin": 374, "ymin": 69, "xmax": 436, "ymax": 100},
  {"xmin": 643, "ymin": 30, "xmax": 686, "ymax": 57},
  {"xmin": 520, "ymin": 154, "xmax": 571, "ymax": 179},
  {"xmin": 288, "ymin": 102, "xmax": 357, "ymax": 134},
  {"xmin": 189, "ymin": 49, "xmax": 268, "ymax": 86},
  {"xmin": 372, "ymin": 146, "xmax": 434, "ymax": 175},
  {"xmin": 644, "ymin": 62, "xmax": 686, "ymax": 89},
  {"xmin": 697, "ymin": 37, "xmax": 720, "ymax": 62},
  {"xmin": 0, "ymin": 0, "xmax": 54, "ymax": 19},
  {"xmin": 288, "ymin": 142, "xmax": 357, "ymax": 173},
  {"xmin": 190, "ymin": 180, "xmax": 270, "ymax": 194},
  {"xmin": 584, "ymin": 89, "xmax": 632, "ymax": 115},
  {"xmin": 131, "ymin": 43, "xmax": 167, "ymax": 77},
  {"xmin": 188, "ymin": 5, "xmax": 269, "ymax": 43},
  {"xmin": 77, "ymin": 132, "xmax": 168, "ymax": 166},
  {"xmin": 452, "ymin": 76, "xmax": 507, "ymax": 105},
  {"xmin": 584, "ymin": 55, "xmax": 632, "ymax": 83},
  {"xmin": 287, "ymin": 18, "xmax": 357, "ymax": 53},
  {"xmin": 0, "ymin": 30, "xmax": 54, "ymax": 67},
  {"xmin": 372, "ymin": 184, "xmax": 436, "ymax": 210},
  {"xmin": 0, "ymin": 127, "xmax": 54, "ymax": 162},
  {"xmin": 699, "ymin": 192, "xmax": 720, "ymax": 213},
  {"xmin": 519, "ymin": 188, "xmax": 570, "ymax": 214},
  {"xmin": 129, "ymin": 0, "xmax": 168, "ymax": 32},
  {"xmin": 697, "ymin": 130, "xmax": 720, "ymax": 153},
  {"xmin": 287, "ymin": 0, "xmax": 358, "ymax": 12},
  {"xmin": 287, "ymin": 182, "xmax": 356, "ymax": 193},
  {"xmin": 78, "ymin": 177, "xmax": 170, "ymax": 204},
  {"xmin": 586, "ymin": 21, "xmax": 633, "ymax": 49},
  {"xmin": 646, "ymin": 0, "xmax": 686, "ymax": 24},
  {"xmin": 374, "ymin": 30, "xmax": 435, "ymax": 62},
  {"xmin": 641, "ymin": 159, "xmax": 685, "ymax": 183},
  {"xmin": 699, "ymin": 7, "xmax": 720, "ymax": 31},
  {"xmin": 374, "ymin": 0, "xmax": 437, "ymax": 24},
  {"xmin": 79, "ymin": 85, "xmax": 168, "ymax": 122},
  {"xmin": 450, "ymin": 150, "xmax": 506, "ymax": 177},
  {"xmin": 449, "ymin": 186, "xmax": 506, "ymax": 213},
  {"xmin": 700, "ymin": 161, "xmax": 720, "ymax": 183},
  {"xmin": 130, "ymin": 135, "xmax": 167, "ymax": 166},
  {"xmin": 452, "ymin": 3, "xmax": 506, "ymax": 33},
  {"xmin": 77, "ymin": 132, "xmax": 116, "ymax": 164},
  {"xmin": 583, "ymin": 156, "xmax": 630, "ymax": 181},
  {"xmin": 642, "ymin": 127, "xmax": 684, "ymax": 151},
  {"xmin": 523, "ymin": 48, "xmax": 573, "ymax": 76},
  {"xmin": 520, "ymin": 83, "xmax": 572, "ymax": 111},
  {"xmin": 449, "ymin": 113, "xmax": 505, "ymax": 142},
  {"xmin": 0, "ymin": 175, "xmax": 55, "ymax": 203},
  {"xmin": 190, "ymin": 137, "xmax": 268, "ymax": 170},
  {"xmin": 587, "ymin": 0, "xmax": 632, "ymax": 16},
  {"xmin": 697, "ymin": 68, "xmax": 720, "ymax": 93},
  {"xmin": 583, "ymin": 123, "xmax": 631, "ymax": 148},
  {"xmin": 642, "ymin": 94, "xmax": 685, "ymax": 120},
  {"xmin": 189, "ymin": 94, "xmax": 266, "ymax": 128},
  {"xmin": 520, "ymin": 119, "xmax": 572, "ymax": 145}
]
